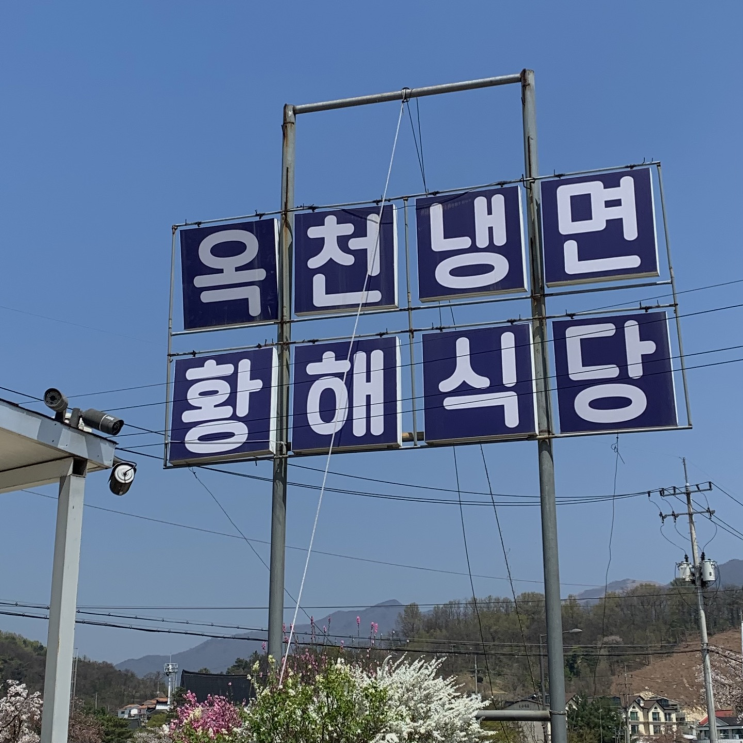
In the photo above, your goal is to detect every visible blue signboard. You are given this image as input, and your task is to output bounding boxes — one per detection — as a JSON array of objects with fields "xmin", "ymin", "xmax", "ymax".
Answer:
[
  {"xmin": 541, "ymin": 168, "xmax": 659, "ymax": 287},
  {"xmin": 291, "ymin": 337, "xmax": 401, "ymax": 453},
  {"xmin": 552, "ymin": 311, "xmax": 677, "ymax": 433},
  {"xmin": 416, "ymin": 187, "xmax": 526, "ymax": 302},
  {"xmin": 169, "ymin": 348, "xmax": 277, "ymax": 465},
  {"xmin": 422, "ymin": 324, "xmax": 536, "ymax": 444},
  {"xmin": 294, "ymin": 206, "xmax": 397, "ymax": 315},
  {"xmin": 180, "ymin": 221, "xmax": 279, "ymax": 330}
]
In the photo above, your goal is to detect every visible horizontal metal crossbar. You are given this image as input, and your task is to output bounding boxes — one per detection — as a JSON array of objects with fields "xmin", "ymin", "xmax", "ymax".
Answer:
[
  {"xmin": 476, "ymin": 709, "xmax": 550, "ymax": 722},
  {"xmin": 659, "ymin": 482, "xmax": 713, "ymax": 497},
  {"xmin": 292, "ymin": 74, "xmax": 523, "ymax": 115}
]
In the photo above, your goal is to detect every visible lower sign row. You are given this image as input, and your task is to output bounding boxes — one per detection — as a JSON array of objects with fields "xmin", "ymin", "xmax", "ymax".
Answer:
[{"xmin": 167, "ymin": 311, "xmax": 677, "ymax": 465}]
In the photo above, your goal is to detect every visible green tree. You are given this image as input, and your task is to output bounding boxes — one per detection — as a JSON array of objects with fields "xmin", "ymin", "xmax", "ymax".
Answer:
[
  {"xmin": 226, "ymin": 655, "xmax": 257, "ymax": 675},
  {"xmin": 92, "ymin": 709, "xmax": 135, "ymax": 743},
  {"xmin": 146, "ymin": 713, "xmax": 169, "ymax": 730},
  {"xmin": 397, "ymin": 602, "xmax": 423, "ymax": 639},
  {"xmin": 567, "ymin": 695, "xmax": 624, "ymax": 743}
]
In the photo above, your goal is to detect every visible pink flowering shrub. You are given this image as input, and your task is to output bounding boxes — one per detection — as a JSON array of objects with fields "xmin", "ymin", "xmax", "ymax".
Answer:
[{"xmin": 169, "ymin": 692, "xmax": 245, "ymax": 743}]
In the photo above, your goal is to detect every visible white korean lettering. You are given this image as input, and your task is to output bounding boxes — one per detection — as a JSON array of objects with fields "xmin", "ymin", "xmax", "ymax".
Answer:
[
  {"xmin": 184, "ymin": 420, "xmax": 248, "ymax": 454},
  {"xmin": 428, "ymin": 197, "xmax": 511, "ymax": 290},
  {"xmin": 563, "ymin": 239, "xmax": 641, "ymax": 276},
  {"xmin": 434, "ymin": 253, "xmax": 509, "ymax": 290},
  {"xmin": 182, "ymin": 379, "xmax": 233, "ymax": 423},
  {"xmin": 439, "ymin": 337, "xmax": 489, "ymax": 393},
  {"xmin": 193, "ymin": 230, "xmax": 267, "ymax": 314},
  {"xmin": 306, "ymin": 351, "xmax": 351, "ymax": 435},
  {"xmin": 236, "ymin": 359, "xmax": 264, "ymax": 417},
  {"xmin": 180, "ymin": 357, "xmax": 253, "ymax": 455},
  {"xmin": 443, "ymin": 391, "xmax": 520, "ymax": 428},
  {"xmin": 474, "ymin": 194, "xmax": 507, "ymax": 248},
  {"xmin": 311, "ymin": 274, "xmax": 382, "ymax": 308},
  {"xmin": 557, "ymin": 177, "xmax": 638, "ymax": 239},
  {"xmin": 566, "ymin": 324, "xmax": 619, "ymax": 381},
  {"xmin": 306, "ymin": 216, "xmax": 355, "ymax": 268},
  {"xmin": 307, "ymin": 214, "xmax": 384, "ymax": 308},
  {"xmin": 185, "ymin": 359, "xmax": 234, "ymax": 381},
  {"xmin": 429, "ymin": 204, "xmax": 471, "ymax": 252},
  {"xmin": 624, "ymin": 320, "xmax": 656, "ymax": 379},
  {"xmin": 500, "ymin": 332, "xmax": 517, "ymax": 387},
  {"xmin": 557, "ymin": 177, "xmax": 641, "ymax": 276},
  {"xmin": 348, "ymin": 214, "xmax": 381, "ymax": 276},
  {"xmin": 352, "ymin": 350, "xmax": 385, "ymax": 437},
  {"xmin": 565, "ymin": 320, "xmax": 653, "ymax": 424},
  {"xmin": 439, "ymin": 335, "xmax": 519, "ymax": 427},
  {"xmin": 574, "ymin": 384, "xmax": 647, "ymax": 423}
]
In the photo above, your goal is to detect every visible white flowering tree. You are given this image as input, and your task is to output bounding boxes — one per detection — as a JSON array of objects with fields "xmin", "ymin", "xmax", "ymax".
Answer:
[
  {"xmin": 362, "ymin": 656, "xmax": 487, "ymax": 743},
  {"xmin": 701, "ymin": 647, "xmax": 743, "ymax": 714},
  {"xmin": 240, "ymin": 653, "xmax": 486, "ymax": 743},
  {"xmin": 0, "ymin": 681, "xmax": 43, "ymax": 743}
]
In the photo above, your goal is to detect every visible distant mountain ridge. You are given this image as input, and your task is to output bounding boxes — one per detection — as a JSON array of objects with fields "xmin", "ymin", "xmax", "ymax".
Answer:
[
  {"xmin": 117, "ymin": 560, "xmax": 743, "ymax": 678},
  {"xmin": 571, "ymin": 559, "xmax": 743, "ymax": 604},
  {"xmin": 572, "ymin": 579, "xmax": 659, "ymax": 604},
  {"xmin": 717, "ymin": 558, "xmax": 743, "ymax": 586},
  {"xmin": 116, "ymin": 600, "xmax": 403, "ymax": 677}
]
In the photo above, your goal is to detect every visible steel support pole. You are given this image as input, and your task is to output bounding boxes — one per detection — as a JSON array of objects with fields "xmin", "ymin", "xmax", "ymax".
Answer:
[
  {"xmin": 521, "ymin": 69, "xmax": 567, "ymax": 743},
  {"xmin": 540, "ymin": 634, "xmax": 549, "ymax": 743},
  {"xmin": 40, "ymin": 467, "xmax": 87, "ymax": 743},
  {"xmin": 539, "ymin": 635, "xmax": 546, "ymax": 708},
  {"xmin": 683, "ymin": 459, "xmax": 718, "ymax": 743},
  {"xmin": 268, "ymin": 104, "xmax": 295, "ymax": 661}
]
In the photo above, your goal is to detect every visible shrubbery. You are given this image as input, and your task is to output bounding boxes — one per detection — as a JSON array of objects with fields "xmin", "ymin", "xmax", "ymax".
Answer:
[{"xmin": 165, "ymin": 652, "xmax": 486, "ymax": 743}]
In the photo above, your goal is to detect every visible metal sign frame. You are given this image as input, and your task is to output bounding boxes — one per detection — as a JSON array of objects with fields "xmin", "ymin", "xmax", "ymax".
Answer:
[
  {"xmin": 164, "ymin": 161, "xmax": 691, "ymax": 461},
  {"xmin": 163, "ymin": 72, "xmax": 692, "ymax": 743}
]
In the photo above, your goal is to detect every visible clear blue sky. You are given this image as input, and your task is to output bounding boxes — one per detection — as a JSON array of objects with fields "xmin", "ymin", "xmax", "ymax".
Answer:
[{"xmin": 1, "ymin": 1, "xmax": 741, "ymax": 665}]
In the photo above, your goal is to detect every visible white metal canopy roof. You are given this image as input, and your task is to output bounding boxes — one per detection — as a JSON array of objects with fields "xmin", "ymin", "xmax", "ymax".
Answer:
[{"xmin": 0, "ymin": 398, "xmax": 117, "ymax": 493}]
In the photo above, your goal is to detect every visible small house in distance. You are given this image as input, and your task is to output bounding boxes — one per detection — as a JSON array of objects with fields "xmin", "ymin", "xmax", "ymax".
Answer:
[
  {"xmin": 117, "ymin": 697, "xmax": 169, "ymax": 728},
  {"xmin": 627, "ymin": 692, "xmax": 688, "ymax": 738},
  {"xmin": 698, "ymin": 711, "xmax": 743, "ymax": 742}
]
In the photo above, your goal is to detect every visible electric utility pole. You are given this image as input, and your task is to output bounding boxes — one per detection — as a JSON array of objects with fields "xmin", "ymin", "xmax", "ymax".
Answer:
[{"xmin": 659, "ymin": 461, "xmax": 717, "ymax": 743}]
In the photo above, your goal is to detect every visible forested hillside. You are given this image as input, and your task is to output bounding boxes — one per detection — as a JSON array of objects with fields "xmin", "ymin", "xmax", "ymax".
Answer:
[
  {"xmin": 397, "ymin": 581, "xmax": 743, "ymax": 698},
  {"xmin": 0, "ymin": 631, "xmax": 164, "ymax": 711}
]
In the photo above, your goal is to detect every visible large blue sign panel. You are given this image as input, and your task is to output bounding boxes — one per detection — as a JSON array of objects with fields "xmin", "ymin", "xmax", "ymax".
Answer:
[
  {"xmin": 169, "ymin": 348, "xmax": 277, "ymax": 465},
  {"xmin": 294, "ymin": 206, "xmax": 397, "ymax": 316},
  {"xmin": 180, "ymin": 221, "xmax": 279, "ymax": 330},
  {"xmin": 416, "ymin": 186, "xmax": 526, "ymax": 302},
  {"xmin": 291, "ymin": 337, "xmax": 401, "ymax": 453},
  {"xmin": 552, "ymin": 311, "xmax": 677, "ymax": 434},
  {"xmin": 422, "ymin": 324, "xmax": 536, "ymax": 444},
  {"xmin": 541, "ymin": 168, "xmax": 659, "ymax": 287}
]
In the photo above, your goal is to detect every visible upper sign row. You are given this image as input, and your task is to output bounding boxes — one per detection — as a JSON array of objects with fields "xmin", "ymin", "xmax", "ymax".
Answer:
[{"xmin": 180, "ymin": 167, "xmax": 659, "ymax": 331}]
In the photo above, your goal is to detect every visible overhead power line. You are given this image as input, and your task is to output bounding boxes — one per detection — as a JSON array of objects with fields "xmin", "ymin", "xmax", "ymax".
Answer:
[
  {"xmin": 5, "ymin": 298, "xmax": 741, "ymax": 424},
  {"xmin": 7, "ymin": 276, "xmax": 741, "ymax": 407},
  {"xmin": 0, "ymin": 606, "xmax": 712, "ymax": 659},
  {"xmin": 103, "ymin": 305, "xmax": 743, "ymax": 416},
  {"xmin": 111, "ymin": 445, "xmax": 697, "ymax": 511},
  {"xmin": 111, "ymin": 343, "xmax": 743, "ymax": 436},
  {"xmin": 18, "ymin": 487, "xmax": 598, "ymax": 588},
  {"xmin": 4, "ymin": 583, "xmax": 734, "ymax": 614}
]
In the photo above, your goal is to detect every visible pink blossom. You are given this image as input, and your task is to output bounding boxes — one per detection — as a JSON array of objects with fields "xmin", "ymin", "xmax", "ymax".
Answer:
[{"xmin": 170, "ymin": 692, "xmax": 242, "ymax": 742}]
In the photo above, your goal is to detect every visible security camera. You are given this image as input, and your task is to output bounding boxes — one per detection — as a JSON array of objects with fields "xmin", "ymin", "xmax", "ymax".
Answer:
[
  {"xmin": 81, "ymin": 409, "xmax": 125, "ymax": 436},
  {"xmin": 43, "ymin": 388, "xmax": 124, "ymax": 436},
  {"xmin": 44, "ymin": 388, "xmax": 69, "ymax": 421},
  {"xmin": 109, "ymin": 460, "xmax": 136, "ymax": 496}
]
